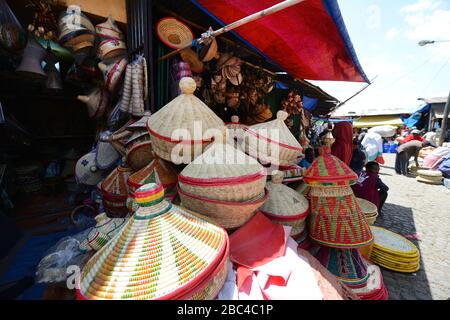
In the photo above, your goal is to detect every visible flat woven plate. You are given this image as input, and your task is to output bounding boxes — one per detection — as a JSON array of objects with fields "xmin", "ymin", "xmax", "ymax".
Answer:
[
  {"xmin": 156, "ymin": 17, "xmax": 194, "ymax": 49},
  {"xmin": 371, "ymin": 226, "xmax": 419, "ymax": 257}
]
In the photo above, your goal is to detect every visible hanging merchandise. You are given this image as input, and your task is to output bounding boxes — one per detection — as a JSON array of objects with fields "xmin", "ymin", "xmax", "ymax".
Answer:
[
  {"xmin": 240, "ymin": 111, "xmax": 303, "ymax": 167},
  {"xmin": 198, "ymin": 31, "xmax": 218, "ymax": 62},
  {"xmin": 94, "ymin": 131, "xmax": 120, "ymax": 170},
  {"xmin": 147, "ymin": 77, "xmax": 226, "ymax": 164},
  {"xmin": 0, "ymin": 0, "xmax": 27, "ymax": 53},
  {"xmin": 79, "ymin": 212, "xmax": 128, "ymax": 252},
  {"xmin": 44, "ymin": 44, "xmax": 62, "ymax": 90},
  {"xmin": 78, "ymin": 183, "xmax": 229, "ymax": 300},
  {"xmin": 109, "ymin": 119, "xmax": 136, "ymax": 156},
  {"xmin": 100, "ymin": 163, "xmax": 134, "ymax": 218},
  {"xmin": 77, "ymin": 87, "xmax": 109, "ymax": 119},
  {"xmin": 26, "ymin": 0, "xmax": 58, "ymax": 41},
  {"xmin": 96, "ymin": 15, "xmax": 124, "ymax": 41},
  {"xmin": 120, "ymin": 55, "xmax": 147, "ymax": 117},
  {"xmin": 75, "ymin": 151, "xmax": 105, "ymax": 186},
  {"xmin": 98, "ymin": 57, "xmax": 128, "ymax": 93},
  {"xmin": 156, "ymin": 17, "xmax": 194, "ymax": 50},
  {"xmin": 260, "ymin": 172, "xmax": 309, "ymax": 239},
  {"xmin": 97, "ymin": 38, "xmax": 127, "ymax": 61},
  {"xmin": 16, "ymin": 36, "xmax": 47, "ymax": 78},
  {"xmin": 217, "ymin": 53, "xmax": 243, "ymax": 86},
  {"xmin": 180, "ymin": 47, "xmax": 204, "ymax": 74}
]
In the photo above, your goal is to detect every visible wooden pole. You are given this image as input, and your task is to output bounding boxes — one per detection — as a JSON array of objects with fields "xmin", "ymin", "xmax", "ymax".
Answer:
[
  {"xmin": 159, "ymin": 0, "xmax": 305, "ymax": 62},
  {"xmin": 438, "ymin": 90, "xmax": 450, "ymax": 146}
]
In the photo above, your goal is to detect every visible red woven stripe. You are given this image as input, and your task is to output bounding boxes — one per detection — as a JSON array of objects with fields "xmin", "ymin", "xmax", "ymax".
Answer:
[
  {"xmin": 146, "ymin": 123, "xmax": 213, "ymax": 144},
  {"xmin": 243, "ymin": 127, "xmax": 303, "ymax": 151},
  {"xmin": 179, "ymin": 171, "xmax": 265, "ymax": 187},
  {"xmin": 261, "ymin": 207, "xmax": 310, "ymax": 222},
  {"xmin": 135, "ymin": 184, "xmax": 164, "ymax": 198}
]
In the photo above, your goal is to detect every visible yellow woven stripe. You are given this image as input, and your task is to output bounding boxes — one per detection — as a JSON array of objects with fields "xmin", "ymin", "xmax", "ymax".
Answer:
[{"xmin": 135, "ymin": 190, "xmax": 165, "ymax": 204}]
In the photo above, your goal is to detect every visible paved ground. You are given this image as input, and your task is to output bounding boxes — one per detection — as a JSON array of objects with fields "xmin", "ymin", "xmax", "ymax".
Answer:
[{"xmin": 374, "ymin": 153, "xmax": 450, "ymax": 300}]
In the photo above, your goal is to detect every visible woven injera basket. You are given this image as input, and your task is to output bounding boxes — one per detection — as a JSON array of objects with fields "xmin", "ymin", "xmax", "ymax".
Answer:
[
  {"xmin": 356, "ymin": 198, "xmax": 378, "ymax": 225},
  {"xmin": 316, "ymin": 247, "xmax": 369, "ymax": 289},
  {"xmin": 125, "ymin": 130, "xmax": 154, "ymax": 171},
  {"xmin": 78, "ymin": 183, "xmax": 229, "ymax": 300},
  {"xmin": 225, "ymin": 116, "xmax": 247, "ymax": 147},
  {"xmin": 147, "ymin": 77, "xmax": 226, "ymax": 164},
  {"xmin": 101, "ymin": 164, "xmax": 134, "ymax": 217},
  {"xmin": 309, "ymin": 186, "xmax": 373, "ymax": 249},
  {"xmin": 239, "ymin": 111, "xmax": 303, "ymax": 167},
  {"xmin": 304, "ymin": 146, "xmax": 358, "ymax": 187},
  {"xmin": 110, "ymin": 119, "xmax": 136, "ymax": 156},
  {"xmin": 260, "ymin": 172, "xmax": 309, "ymax": 237},
  {"xmin": 179, "ymin": 142, "xmax": 266, "ymax": 202}
]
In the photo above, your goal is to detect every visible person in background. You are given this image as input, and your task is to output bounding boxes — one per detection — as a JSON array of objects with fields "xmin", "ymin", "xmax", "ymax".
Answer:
[
  {"xmin": 397, "ymin": 129, "xmax": 425, "ymax": 144},
  {"xmin": 395, "ymin": 140, "xmax": 431, "ymax": 176},
  {"xmin": 352, "ymin": 162, "xmax": 389, "ymax": 214},
  {"xmin": 299, "ymin": 148, "xmax": 314, "ymax": 169},
  {"xmin": 349, "ymin": 138, "xmax": 366, "ymax": 174},
  {"xmin": 423, "ymin": 128, "xmax": 437, "ymax": 145},
  {"xmin": 331, "ymin": 122, "xmax": 353, "ymax": 165},
  {"xmin": 358, "ymin": 128, "xmax": 368, "ymax": 144}
]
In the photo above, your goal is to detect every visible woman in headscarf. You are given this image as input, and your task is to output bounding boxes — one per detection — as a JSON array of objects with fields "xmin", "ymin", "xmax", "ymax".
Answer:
[{"xmin": 331, "ymin": 122, "xmax": 353, "ymax": 165}]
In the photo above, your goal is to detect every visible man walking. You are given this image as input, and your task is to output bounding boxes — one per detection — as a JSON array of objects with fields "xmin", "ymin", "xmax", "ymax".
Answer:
[{"xmin": 395, "ymin": 140, "xmax": 431, "ymax": 176}]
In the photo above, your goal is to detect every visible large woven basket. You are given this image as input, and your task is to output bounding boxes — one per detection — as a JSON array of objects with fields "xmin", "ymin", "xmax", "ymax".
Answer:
[
  {"xmin": 177, "ymin": 185, "xmax": 268, "ymax": 230},
  {"xmin": 101, "ymin": 165, "xmax": 134, "ymax": 217},
  {"xmin": 125, "ymin": 131, "xmax": 154, "ymax": 171},
  {"xmin": 178, "ymin": 143, "xmax": 266, "ymax": 202},
  {"xmin": 78, "ymin": 183, "xmax": 229, "ymax": 300},
  {"xmin": 309, "ymin": 186, "xmax": 373, "ymax": 249},
  {"xmin": 260, "ymin": 172, "xmax": 309, "ymax": 236},
  {"xmin": 147, "ymin": 77, "xmax": 226, "ymax": 164},
  {"xmin": 128, "ymin": 157, "xmax": 178, "ymax": 194},
  {"xmin": 239, "ymin": 111, "xmax": 303, "ymax": 167},
  {"xmin": 75, "ymin": 152, "xmax": 105, "ymax": 186},
  {"xmin": 357, "ymin": 198, "xmax": 378, "ymax": 226}
]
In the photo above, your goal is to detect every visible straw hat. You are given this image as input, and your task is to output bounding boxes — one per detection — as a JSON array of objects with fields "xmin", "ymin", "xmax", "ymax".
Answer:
[
  {"xmin": 240, "ymin": 111, "xmax": 303, "ymax": 167},
  {"xmin": 260, "ymin": 171, "xmax": 309, "ymax": 236},
  {"xmin": 304, "ymin": 146, "xmax": 358, "ymax": 187},
  {"xmin": 58, "ymin": 7, "xmax": 95, "ymax": 51},
  {"xmin": 156, "ymin": 17, "xmax": 194, "ymax": 49},
  {"xmin": 79, "ymin": 183, "xmax": 229, "ymax": 300},
  {"xmin": 180, "ymin": 48, "xmax": 204, "ymax": 73},
  {"xmin": 309, "ymin": 186, "xmax": 373, "ymax": 249},
  {"xmin": 75, "ymin": 152, "xmax": 104, "ymax": 186},
  {"xmin": 178, "ymin": 142, "xmax": 266, "ymax": 202},
  {"xmin": 101, "ymin": 164, "xmax": 134, "ymax": 217},
  {"xmin": 147, "ymin": 77, "xmax": 226, "ymax": 164},
  {"xmin": 79, "ymin": 213, "xmax": 128, "ymax": 252},
  {"xmin": 199, "ymin": 37, "xmax": 218, "ymax": 62}
]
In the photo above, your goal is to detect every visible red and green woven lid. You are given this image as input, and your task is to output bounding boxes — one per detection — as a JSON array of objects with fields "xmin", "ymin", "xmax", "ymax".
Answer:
[
  {"xmin": 309, "ymin": 188, "xmax": 374, "ymax": 249},
  {"xmin": 304, "ymin": 146, "xmax": 357, "ymax": 186},
  {"xmin": 79, "ymin": 183, "xmax": 229, "ymax": 300}
]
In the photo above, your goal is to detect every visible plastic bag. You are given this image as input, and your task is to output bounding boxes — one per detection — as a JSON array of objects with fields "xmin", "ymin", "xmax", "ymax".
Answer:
[{"xmin": 0, "ymin": 0, "xmax": 26, "ymax": 53}]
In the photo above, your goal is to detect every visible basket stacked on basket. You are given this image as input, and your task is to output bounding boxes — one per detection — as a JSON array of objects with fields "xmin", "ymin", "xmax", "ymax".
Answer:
[
  {"xmin": 178, "ymin": 142, "xmax": 268, "ymax": 230},
  {"xmin": 225, "ymin": 115, "xmax": 247, "ymax": 147},
  {"xmin": 357, "ymin": 198, "xmax": 378, "ymax": 226},
  {"xmin": 147, "ymin": 77, "xmax": 226, "ymax": 164},
  {"xmin": 416, "ymin": 169, "xmax": 443, "ymax": 185},
  {"xmin": 350, "ymin": 262, "xmax": 389, "ymax": 300},
  {"xmin": 239, "ymin": 111, "xmax": 303, "ymax": 167},
  {"xmin": 369, "ymin": 226, "xmax": 420, "ymax": 273},
  {"xmin": 100, "ymin": 163, "xmax": 134, "ymax": 218},
  {"xmin": 260, "ymin": 172, "xmax": 309, "ymax": 239},
  {"xmin": 127, "ymin": 157, "xmax": 179, "ymax": 212},
  {"xmin": 77, "ymin": 183, "xmax": 230, "ymax": 300}
]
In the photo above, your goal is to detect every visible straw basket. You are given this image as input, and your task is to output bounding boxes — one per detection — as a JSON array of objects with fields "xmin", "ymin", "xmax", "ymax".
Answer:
[
  {"xmin": 101, "ymin": 165, "xmax": 134, "ymax": 217},
  {"xmin": 79, "ymin": 183, "xmax": 229, "ymax": 300},
  {"xmin": 178, "ymin": 143, "xmax": 266, "ymax": 202},
  {"xmin": 416, "ymin": 169, "xmax": 443, "ymax": 185},
  {"xmin": 156, "ymin": 17, "xmax": 194, "ymax": 50},
  {"xmin": 178, "ymin": 185, "xmax": 268, "ymax": 230},
  {"xmin": 356, "ymin": 198, "xmax": 378, "ymax": 226},
  {"xmin": 127, "ymin": 158, "xmax": 178, "ymax": 194},
  {"xmin": 239, "ymin": 111, "xmax": 303, "ymax": 167},
  {"xmin": 125, "ymin": 136, "xmax": 154, "ymax": 171},
  {"xmin": 147, "ymin": 78, "xmax": 226, "ymax": 164}
]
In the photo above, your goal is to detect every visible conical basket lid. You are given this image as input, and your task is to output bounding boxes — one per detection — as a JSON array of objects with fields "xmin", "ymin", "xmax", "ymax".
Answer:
[
  {"xmin": 244, "ymin": 111, "xmax": 302, "ymax": 151},
  {"xmin": 316, "ymin": 247, "xmax": 369, "ymax": 285},
  {"xmin": 309, "ymin": 186, "xmax": 373, "ymax": 248},
  {"xmin": 101, "ymin": 164, "xmax": 133, "ymax": 196},
  {"xmin": 79, "ymin": 183, "xmax": 229, "ymax": 300},
  {"xmin": 128, "ymin": 158, "xmax": 178, "ymax": 193},
  {"xmin": 147, "ymin": 77, "xmax": 225, "ymax": 142},
  {"xmin": 179, "ymin": 142, "xmax": 264, "ymax": 182},
  {"xmin": 304, "ymin": 146, "xmax": 357, "ymax": 187},
  {"xmin": 260, "ymin": 172, "xmax": 309, "ymax": 220},
  {"xmin": 128, "ymin": 111, "xmax": 152, "ymax": 129}
]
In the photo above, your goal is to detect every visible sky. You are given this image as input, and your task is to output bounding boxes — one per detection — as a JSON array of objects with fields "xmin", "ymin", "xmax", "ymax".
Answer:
[{"xmin": 309, "ymin": 0, "xmax": 450, "ymax": 116}]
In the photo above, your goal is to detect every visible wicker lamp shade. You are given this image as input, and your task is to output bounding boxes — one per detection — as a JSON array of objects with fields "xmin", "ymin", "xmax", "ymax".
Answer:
[
  {"xmin": 79, "ymin": 183, "xmax": 229, "ymax": 300},
  {"xmin": 239, "ymin": 111, "xmax": 303, "ymax": 167},
  {"xmin": 260, "ymin": 172, "xmax": 309, "ymax": 238},
  {"xmin": 309, "ymin": 186, "xmax": 373, "ymax": 249},
  {"xmin": 179, "ymin": 143, "xmax": 266, "ymax": 202},
  {"xmin": 304, "ymin": 146, "xmax": 357, "ymax": 187},
  {"xmin": 101, "ymin": 164, "xmax": 134, "ymax": 217},
  {"xmin": 147, "ymin": 77, "xmax": 226, "ymax": 164}
]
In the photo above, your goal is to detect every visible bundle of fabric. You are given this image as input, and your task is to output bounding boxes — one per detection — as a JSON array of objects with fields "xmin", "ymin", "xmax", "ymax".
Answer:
[
  {"xmin": 120, "ymin": 55, "xmax": 148, "ymax": 117},
  {"xmin": 240, "ymin": 111, "xmax": 303, "ymax": 167},
  {"xmin": 100, "ymin": 164, "xmax": 134, "ymax": 218},
  {"xmin": 77, "ymin": 183, "xmax": 229, "ymax": 300},
  {"xmin": 178, "ymin": 142, "xmax": 267, "ymax": 230},
  {"xmin": 260, "ymin": 172, "xmax": 309, "ymax": 239},
  {"xmin": 423, "ymin": 147, "xmax": 450, "ymax": 169},
  {"xmin": 438, "ymin": 154, "xmax": 450, "ymax": 179},
  {"xmin": 127, "ymin": 157, "xmax": 179, "ymax": 212},
  {"xmin": 370, "ymin": 226, "xmax": 420, "ymax": 273},
  {"xmin": 147, "ymin": 77, "xmax": 226, "ymax": 164},
  {"xmin": 79, "ymin": 213, "xmax": 128, "ymax": 252},
  {"xmin": 416, "ymin": 169, "xmax": 443, "ymax": 185},
  {"xmin": 361, "ymin": 132, "xmax": 384, "ymax": 163}
]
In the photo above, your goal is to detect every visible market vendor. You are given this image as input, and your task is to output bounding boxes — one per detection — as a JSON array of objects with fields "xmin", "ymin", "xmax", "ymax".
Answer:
[
  {"xmin": 397, "ymin": 129, "xmax": 425, "ymax": 144},
  {"xmin": 395, "ymin": 140, "xmax": 431, "ymax": 176},
  {"xmin": 331, "ymin": 122, "xmax": 353, "ymax": 165}
]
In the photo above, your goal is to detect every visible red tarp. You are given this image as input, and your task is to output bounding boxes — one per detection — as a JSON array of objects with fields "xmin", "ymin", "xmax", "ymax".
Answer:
[{"xmin": 192, "ymin": 0, "xmax": 369, "ymax": 82}]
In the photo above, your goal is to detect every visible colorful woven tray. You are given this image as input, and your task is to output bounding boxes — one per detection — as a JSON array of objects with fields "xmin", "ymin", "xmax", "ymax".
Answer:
[
  {"xmin": 371, "ymin": 227, "xmax": 420, "ymax": 257},
  {"xmin": 79, "ymin": 183, "xmax": 229, "ymax": 300}
]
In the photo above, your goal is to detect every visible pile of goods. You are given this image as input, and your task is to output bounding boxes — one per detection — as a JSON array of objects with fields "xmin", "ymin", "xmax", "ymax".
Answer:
[
  {"xmin": 357, "ymin": 198, "xmax": 379, "ymax": 225},
  {"xmin": 416, "ymin": 169, "xmax": 443, "ymax": 185}
]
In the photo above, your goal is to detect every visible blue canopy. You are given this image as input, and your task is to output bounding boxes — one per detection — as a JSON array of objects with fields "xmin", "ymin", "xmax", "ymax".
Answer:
[{"xmin": 402, "ymin": 104, "xmax": 431, "ymax": 128}]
